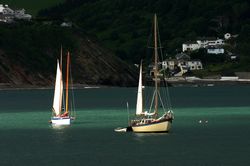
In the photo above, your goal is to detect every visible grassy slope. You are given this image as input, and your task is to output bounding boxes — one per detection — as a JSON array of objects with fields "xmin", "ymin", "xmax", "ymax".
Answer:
[{"xmin": 2, "ymin": 0, "xmax": 65, "ymax": 15}]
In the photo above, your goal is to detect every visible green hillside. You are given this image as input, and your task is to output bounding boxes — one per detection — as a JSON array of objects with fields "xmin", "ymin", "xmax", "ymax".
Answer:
[
  {"xmin": 1, "ymin": 0, "xmax": 250, "ymax": 87},
  {"xmin": 38, "ymin": 0, "xmax": 250, "ymax": 73},
  {"xmin": 1, "ymin": 0, "xmax": 65, "ymax": 15},
  {"xmin": 0, "ymin": 22, "xmax": 137, "ymax": 87}
]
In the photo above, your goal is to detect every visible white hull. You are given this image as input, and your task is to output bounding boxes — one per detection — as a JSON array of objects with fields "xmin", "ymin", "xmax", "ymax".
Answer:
[
  {"xmin": 132, "ymin": 120, "xmax": 171, "ymax": 133},
  {"xmin": 114, "ymin": 127, "xmax": 127, "ymax": 132},
  {"xmin": 51, "ymin": 117, "xmax": 71, "ymax": 125}
]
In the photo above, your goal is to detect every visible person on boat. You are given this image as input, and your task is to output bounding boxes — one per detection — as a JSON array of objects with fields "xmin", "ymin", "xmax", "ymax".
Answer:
[{"xmin": 60, "ymin": 112, "xmax": 69, "ymax": 117}]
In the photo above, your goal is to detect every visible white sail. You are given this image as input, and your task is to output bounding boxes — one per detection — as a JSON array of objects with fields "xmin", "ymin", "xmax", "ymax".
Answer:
[
  {"xmin": 136, "ymin": 63, "xmax": 143, "ymax": 115},
  {"xmin": 52, "ymin": 60, "xmax": 63, "ymax": 116}
]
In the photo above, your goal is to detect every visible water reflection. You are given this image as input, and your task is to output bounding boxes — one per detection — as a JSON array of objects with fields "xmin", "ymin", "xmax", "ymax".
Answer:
[
  {"xmin": 132, "ymin": 132, "xmax": 169, "ymax": 143},
  {"xmin": 50, "ymin": 124, "xmax": 70, "ymax": 130},
  {"xmin": 49, "ymin": 124, "xmax": 72, "ymax": 144}
]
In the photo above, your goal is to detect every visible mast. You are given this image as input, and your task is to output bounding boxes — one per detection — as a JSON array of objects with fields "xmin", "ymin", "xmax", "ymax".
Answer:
[
  {"xmin": 60, "ymin": 45, "xmax": 63, "ymax": 69},
  {"xmin": 65, "ymin": 52, "xmax": 70, "ymax": 113},
  {"xmin": 60, "ymin": 45, "xmax": 66, "ymax": 113},
  {"xmin": 154, "ymin": 14, "xmax": 158, "ymax": 115}
]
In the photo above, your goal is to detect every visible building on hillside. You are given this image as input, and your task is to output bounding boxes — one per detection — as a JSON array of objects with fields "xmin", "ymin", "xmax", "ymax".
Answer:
[
  {"xmin": 162, "ymin": 59, "xmax": 177, "ymax": 70},
  {"xmin": 196, "ymin": 37, "xmax": 224, "ymax": 48},
  {"xmin": 207, "ymin": 46, "xmax": 225, "ymax": 54},
  {"xmin": 0, "ymin": 4, "xmax": 31, "ymax": 23},
  {"xmin": 182, "ymin": 37, "xmax": 225, "ymax": 52},
  {"xmin": 161, "ymin": 52, "xmax": 203, "ymax": 76},
  {"xmin": 182, "ymin": 41, "xmax": 199, "ymax": 52},
  {"xmin": 14, "ymin": 9, "xmax": 32, "ymax": 20},
  {"xmin": 61, "ymin": 22, "xmax": 72, "ymax": 27},
  {"xmin": 187, "ymin": 60, "xmax": 203, "ymax": 70}
]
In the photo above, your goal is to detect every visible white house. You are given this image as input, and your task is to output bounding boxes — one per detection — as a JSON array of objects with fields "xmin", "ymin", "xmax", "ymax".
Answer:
[
  {"xmin": 183, "ymin": 37, "xmax": 225, "ymax": 52},
  {"xmin": 0, "ymin": 4, "xmax": 5, "ymax": 13},
  {"xmin": 3, "ymin": 6, "xmax": 14, "ymax": 15},
  {"xmin": 187, "ymin": 60, "xmax": 203, "ymax": 70},
  {"xmin": 162, "ymin": 59, "xmax": 176, "ymax": 70},
  {"xmin": 0, "ymin": 4, "xmax": 31, "ymax": 22},
  {"xmin": 61, "ymin": 22, "xmax": 72, "ymax": 27},
  {"xmin": 162, "ymin": 55, "xmax": 203, "ymax": 76},
  {"xmin": 14, "ymin": 9, "xmax": 32, "ymax": 20},
  {"xmin": 196, "ymin": 38, "xmax": 224, "ymax": 48},
  {"xmin": 182, "ymin": 41, "xmax": 199, "ymax": 52}
]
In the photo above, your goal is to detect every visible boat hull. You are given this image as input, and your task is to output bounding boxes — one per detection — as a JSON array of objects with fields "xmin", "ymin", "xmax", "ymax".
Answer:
[
  {"xmin": 51, "ymin": 117, "xmax": 71, "ymax": 125},
  {"xmin": 132, "ymin": 120, "xmax": 171, "ymax": 133}
]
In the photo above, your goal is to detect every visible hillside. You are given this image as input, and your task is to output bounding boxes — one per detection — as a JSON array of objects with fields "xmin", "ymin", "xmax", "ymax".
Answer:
[
  {"xmin": 38, "ymin": 0, "xmax": 250, "ymax": 72},
  {"xmin": 0, "ymin": 22, "xmax": 137, "ymax": 88}
]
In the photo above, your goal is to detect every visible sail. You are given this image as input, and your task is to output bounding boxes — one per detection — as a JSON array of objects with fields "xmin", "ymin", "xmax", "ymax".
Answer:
[
  {"xmin": 136, "ymin": 63, "xmax": 143, "ymax": 115},
  {"xmin": 52, "ymin": 60, "xmax": 63, "ymax": 116}
]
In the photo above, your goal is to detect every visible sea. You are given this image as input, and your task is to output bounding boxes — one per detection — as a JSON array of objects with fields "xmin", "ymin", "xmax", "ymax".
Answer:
[{"xmin": 0, "ymin": 85, "xmax": 250, "ymax": 166}]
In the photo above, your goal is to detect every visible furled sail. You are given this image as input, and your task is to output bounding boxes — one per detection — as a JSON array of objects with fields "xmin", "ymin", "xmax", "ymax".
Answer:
[
  {"xmin": 52, "ymin": 60, "xmax": 63, "ymax": 116},
  {"xmin": 136, "ymin": 63, "xmax": 143, "ymax": 115}
]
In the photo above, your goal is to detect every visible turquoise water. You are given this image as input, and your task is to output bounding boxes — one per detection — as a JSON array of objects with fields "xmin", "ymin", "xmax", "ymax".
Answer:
[{"xmin": 0, "ymin": 86, "xmax": 250, "ymax": 166}]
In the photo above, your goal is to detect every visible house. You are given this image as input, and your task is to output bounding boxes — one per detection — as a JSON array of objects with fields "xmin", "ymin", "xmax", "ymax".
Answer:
[
  {"xmin": 162, "ymin": 58, "xmax": 203, "ymax": 76},
  {"xmin": 161, "ymin": 52, "xmax": 203, "ymax": 76},
  {"xmin": 162, "ymin": 59, "xmax": 176, "ymax": 70},
  {"xmin": 196, "ymin": 37, "xmax": 224, "ymax": 48},
  {"xmin": 2, "ymin": 5, "xmax": 14, "ymax": 15},
  {"xmin": 187, "ymin": 60, "xmax": 203, "ymax": 70},
  {"xmin": 0, "ymin": 4, "xmax": 31, "ymax": 23},
  {"xmin": 14, "ymin": 9, "xmax": 32, "ymax": 20},
  {"xmin": 182, "ymin": 41, "xmax": 199, "ymax": 52},
  {"xmin": 183, "ymin": 37, "xmax": 225, "ymax": 52},
  {"xmin": 61, "ymin": 22, "xmax": 72, "ymax": 27},
  {"xmin": 0, "ymin": 4, "xmax": 5, "ymax": 13},
  {"xmin": 0, "ymin": 14, "xmax": 13, "ymax": 23},
  {"xmin": 207, "ymin": 46, "xmax": 224, "ymax": 54}
]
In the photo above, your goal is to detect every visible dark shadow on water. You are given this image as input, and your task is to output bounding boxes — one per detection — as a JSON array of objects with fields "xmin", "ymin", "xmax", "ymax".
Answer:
[{"xmin": 133, "ymin": 132, "xmax": 169, "ymax": 137}]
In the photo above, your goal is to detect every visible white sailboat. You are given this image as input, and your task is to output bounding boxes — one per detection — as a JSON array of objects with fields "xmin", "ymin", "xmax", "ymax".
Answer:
[
  {"xmin": 51, "ymin": 51, "xmax": 75, "ymax": 125},
  {"xmin": 131, "ymin": 14, "xmax": 174, "ymax": 133}
]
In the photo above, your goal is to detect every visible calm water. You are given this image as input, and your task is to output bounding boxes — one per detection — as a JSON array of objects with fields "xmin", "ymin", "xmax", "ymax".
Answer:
[{"xmin": 0, "ymin": 86, "xmax": 250, "ymax": 166}]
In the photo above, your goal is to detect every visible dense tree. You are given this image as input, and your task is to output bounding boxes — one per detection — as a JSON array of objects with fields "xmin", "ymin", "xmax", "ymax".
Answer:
[{"xmin": 16, "ymin": 0, "xmax": 250, "ymax": 70}]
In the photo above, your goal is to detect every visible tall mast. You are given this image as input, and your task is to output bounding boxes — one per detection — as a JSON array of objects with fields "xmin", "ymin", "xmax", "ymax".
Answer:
[
  {"xmin": 154, "ymin": 14, "xmax": 158, "ymax": 115},
  {"xmin": 60, "ymin": 45, "xmax": 63, "ymax": 69},
  {"xmin": 65, "ymin": 51, "xmax": 70, "ymax": 113}
]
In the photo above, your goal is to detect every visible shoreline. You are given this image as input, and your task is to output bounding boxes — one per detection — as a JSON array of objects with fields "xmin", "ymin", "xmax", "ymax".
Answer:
[
  {"xmin": 166, "ymin": 78, "xmax": 250, "ymax": 87},
  {"xmin": 0, "ymin": 84, "xmax": 130, "ymax": 91},
  {"xmin": 1, "ymin": 79, "xmax": 250, "ymax": 90}
]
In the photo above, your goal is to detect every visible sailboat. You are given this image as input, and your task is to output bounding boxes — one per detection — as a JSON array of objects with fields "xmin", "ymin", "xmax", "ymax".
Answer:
[
  {"xmin": 131, "ymin": 14, "xmax": 174, "ymax": 133},
  {"xmin": 51, "ymin": 51, "xmax": 75, "ymax": 125}
]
